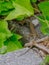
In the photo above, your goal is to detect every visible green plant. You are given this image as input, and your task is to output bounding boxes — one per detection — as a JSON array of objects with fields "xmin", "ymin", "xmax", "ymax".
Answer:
[
  {"xmin": 41, "ymin": 55, "xmax": 49, "ymax": 65},
  {"xmin": 0, "ymin": 0, "xmax": 34, "ymax": 54},
  {"xmin": 38, "ymin": 1, "xmax": 49, "ymax": 35},
  {"xmin": 31, "ymin": 0, "xmax": 37, "ymax": 3},
  {"xmin": 0, "ymin": 20, "xmax": 22, "ymax": 54},
  {"xmin": 0, "ymin": 1, "xmax": 14, "ymax": 15},
  {"xmin": 5, "ymin": 0, "xmax": 34, "ymax": 20},
  {"xmin": 0, "ymin": 0, "xmax": 34, "ymax": 20}
]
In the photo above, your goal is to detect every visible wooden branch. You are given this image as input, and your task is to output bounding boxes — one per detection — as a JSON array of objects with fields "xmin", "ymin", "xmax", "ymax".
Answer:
[
  {"xmin": 36, "ymin": 36, "xmax": 49, "ymax": 43},
  {"xmin": 35, "ymin": 44, "xmax": 49, "ymax": 54},
  {"xmin": 18, "ymin": 36, "xmax": 49, "ymax": 57},
  {"xmin": 25, "ymin": 36, "xmax": 49, "ymax": 54}
]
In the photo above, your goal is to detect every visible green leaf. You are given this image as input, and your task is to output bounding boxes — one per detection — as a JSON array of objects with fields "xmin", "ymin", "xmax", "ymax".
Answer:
[
  {"xmin": 38, "ymin": 1, "xmax": 49, "ymax": 20},
  {"xmin": 40, "ymin": 20, "xmax": 49, "ymax": 35},
  {"xmin": 41, "ymin": 55, "xmax": 49, "ymax": 65},
  {"xmin": 0, "ymin": 1, "xmax": 14, "ymax": 15},
  {"xmin": 0, "ymin": 20, "xmax": 22, "ymax": 54},
  {"xmin": 31, "ymin": 0, "xmax": 37, "ymax": 3},
  {"xmin": 0, "ymin": 20, "xmax": 12, "ymax": 48},
  {"xmin": 5, "ymin": 0, "xmax": 34, "ymax": 20},
  {"xmin": 0, "ymin": 33, "xmax": 6, "ymax": 48},
  {"xmin": 0, "ymin": 20, "xmax": 12, "ymax": 38},
  {"xmin": 15, "ymin": 34, "xmax": 22, "ymax": 40},
  {"xmin": 44, "ymin": 55, "xmax": 49, "ymax": 63},
  {"xmin": 0, "ymin": 46, "xmax": 7, "ymax": 54},
  {"xmin": 38, "ymin": 1, "xmax": 49, "ymax": 35},
  {"xmin": 4, "ymin": 34, "xmax": 23, "ymax": 52}
]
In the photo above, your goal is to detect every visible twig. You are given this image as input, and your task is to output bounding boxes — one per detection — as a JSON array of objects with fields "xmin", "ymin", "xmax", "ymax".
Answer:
[
  {"xmin": 35, "ymin": 44, "xmax": 49, "ymax": 54},
  {"xmin": 18, "ymin": 36, "xmax": 49, "ymax": 57},
  {"xmin": 36, "ymin": 36, "xmax": 49, "ymax": 43},
  {"xmin": 25, "ymin": 36, "xmax": 49, "ymax": 54}
]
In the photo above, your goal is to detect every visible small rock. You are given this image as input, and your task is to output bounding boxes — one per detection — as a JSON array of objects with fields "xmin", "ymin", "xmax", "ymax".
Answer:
[{"xmin": 32, "ymin": 19, "xmax": 39, "ymax": 26}]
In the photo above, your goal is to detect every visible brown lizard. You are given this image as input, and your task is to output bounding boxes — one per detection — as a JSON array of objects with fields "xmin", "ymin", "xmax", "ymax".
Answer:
[{"xmin": 29, "ymin": 21, "xmax": 39, "ymax": 38}]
